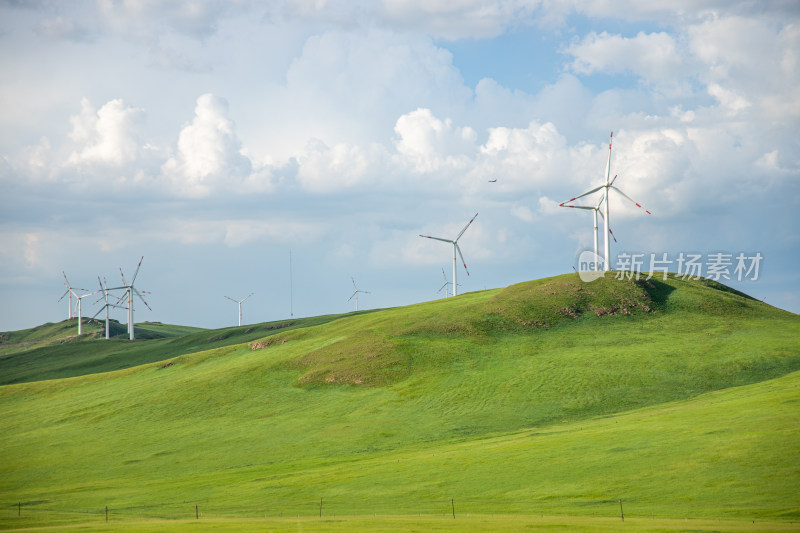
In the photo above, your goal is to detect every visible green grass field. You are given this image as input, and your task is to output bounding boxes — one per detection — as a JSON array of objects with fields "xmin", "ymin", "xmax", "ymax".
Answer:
[{"xmin": 1, "ymin": 273, "xmax": 798, "ymax": 531}]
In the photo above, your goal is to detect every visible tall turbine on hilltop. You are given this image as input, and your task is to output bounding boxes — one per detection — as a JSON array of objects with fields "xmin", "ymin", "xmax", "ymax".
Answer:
[
  {"xmin": 420, "ymin": 213, "xmax": 478, "ymax": 296},
  {"xmin": 560, "ymin": 133, "xmax": 650, "ymax": 271},
  {"xmin": 348, "ymin": 278, "xmax": 370, "ymax": 312},
  {"xmin": 58, "ymin": 272, "xmax": 86, "ymax": 320},
  {"xmin": 560, "ymin": 194, "xmax": 617, "ymax": 269},
  {"xmin": 74, "ymin": 290, "xmax": 98, "ymax": 335},
  {"xmin": 224, "ymin": 293, "xmax": 254, "ymax": 327},
  {"xmin": 108, "ymin": 257, "xmax": 151, "ymax": 340},
  {"xmin": 93, "ymin": 277, "xmax": 125, "ymax": 339}
]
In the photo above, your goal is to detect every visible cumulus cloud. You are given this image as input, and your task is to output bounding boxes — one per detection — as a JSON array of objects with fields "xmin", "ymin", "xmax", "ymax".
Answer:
[
  {"xmin": 566, "ymin": 31, "xmax": 685, "ymax": 86},
  {"xmin": 295, "ymin": 139, "xmax": 387, "ymax": 193},
  {"xmin": 394, "ymin": 108, "xmax": 477, "ymax": 173},
  {"xmin": 67, "ymin": 98, "xmax": 145, "ymax": 167},
  {"xmin": 161, "ymin": 94, "xmax": 267, "ymax": 197}
]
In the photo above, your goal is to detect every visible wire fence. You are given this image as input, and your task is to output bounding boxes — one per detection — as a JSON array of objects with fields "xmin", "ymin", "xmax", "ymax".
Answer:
[{"xmin": 3, "ymin": 498, "xmax": 791, "ymax": 526}]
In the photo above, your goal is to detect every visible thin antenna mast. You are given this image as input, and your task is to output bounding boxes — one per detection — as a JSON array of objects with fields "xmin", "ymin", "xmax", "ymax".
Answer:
[{"xmin": 289, "ymin": 249, "xmax": 294, "ymax": 318}]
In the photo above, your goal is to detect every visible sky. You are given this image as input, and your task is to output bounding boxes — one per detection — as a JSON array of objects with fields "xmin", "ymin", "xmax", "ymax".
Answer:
[{"xmin": 1, "ymin": 0, "xmax": 798, "ymax": 331}]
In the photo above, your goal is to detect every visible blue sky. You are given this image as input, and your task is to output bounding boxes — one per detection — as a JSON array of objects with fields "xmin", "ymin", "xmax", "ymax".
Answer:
[{"xmin": 1, "ymin": 1, "xmax": 798, "ymax": 331}]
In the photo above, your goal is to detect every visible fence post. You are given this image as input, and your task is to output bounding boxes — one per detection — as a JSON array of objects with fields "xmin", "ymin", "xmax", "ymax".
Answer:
[
  {"xmin": 18, "ymin": 502, "xmax": 20, "ymax": 517},
  {"xmin": 451, "ymin": 499, "xmax": 455, "ymax": 519},
  {"xmin": 196, "ymin": 504, "xmax": 199, "ymax": 519},
  {"xmin": 619, "ymin": 499, "xmax": 624, "ymax": 522},
  {"xmin": 319, "ymin": 497, "xmax": 323, "ymax": 518},
  {"xmin": 105, "ymin": 506, "xmax": 108, "ymax": 523}
]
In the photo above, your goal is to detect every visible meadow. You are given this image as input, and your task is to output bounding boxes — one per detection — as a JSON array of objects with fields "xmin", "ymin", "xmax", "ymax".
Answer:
[{"xmin": 1, "ymin": 273, "xmax": 798, "ymax": 531}]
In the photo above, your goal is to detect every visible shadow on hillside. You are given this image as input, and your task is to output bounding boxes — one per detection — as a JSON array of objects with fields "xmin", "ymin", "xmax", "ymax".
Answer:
[{"xmin": 639, "ymin": 278, "xmax": 675, "ymax": 309}]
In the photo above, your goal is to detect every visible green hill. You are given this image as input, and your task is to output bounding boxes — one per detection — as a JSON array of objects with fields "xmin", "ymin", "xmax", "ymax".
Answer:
[
  {"xmin": 0, "ymin": 273, "xmax": 798, "ymax": 528},
  {"xmin": 0, "ymin": 313, "xmax": 370, "ymax": 386}
]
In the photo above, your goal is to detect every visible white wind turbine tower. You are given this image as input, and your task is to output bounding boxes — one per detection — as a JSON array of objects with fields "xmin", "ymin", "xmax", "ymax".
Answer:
[
  {"xmin": 224, "ymin": 293, "xmax": 254, "ymax": 327},
  {"xmin": 108, "ymin": 257, "xmax": 151, "ymax": 341},
  {"xmin": 58, "ymin": 272, "xmax": 86, "ymax": 320},
  {"xmin": 559, "ymin": 194, "xmax": 617, "ymax": 269},
  {"xmin": 437, "ymin": 267, "xmax": 460, "ymax": 298},
  {"xmin": 560, "ymin": 132, "xmax": 650, "ymax": 271},
  {"xmin": 92, "ymin": 277, "xmax": 126, "ymax": 339},
  {"xmin": 348, "ymin": 278, "xmax": 370, "ymax": 311},
  {"xmin": 419, "ymin": 213, "xmax": 478, "ymax": 296},
  {"xmin": 74, "ymin": 290, "xmax": 99, "ymax": 335}
]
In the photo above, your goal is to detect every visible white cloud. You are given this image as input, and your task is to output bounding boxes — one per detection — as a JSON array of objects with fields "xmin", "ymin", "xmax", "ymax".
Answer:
[
  {"xmin": 566, "ymin": 31, "xmax": 684, "ymax": 86},
  {"xmin": 295, "ymin": 139, "xmax": 385, "ymax": 193},
  {"xmin": 393, "ymin": 108, "xmax": 477, "ymax": 173},
  {"xmin": 67, "ymin": 98, "xmax": 145, "ymax": 167},
  {"xmin": 511, "ymin": 204, "xmax": 535, "ymax": 221},
  {"xmin": 161, "ymin": 94, "xmax": 262, "ymax": 197},
  {"xmin": 706, "ymin": 83, "xmax": 750, "ymax": 115}
]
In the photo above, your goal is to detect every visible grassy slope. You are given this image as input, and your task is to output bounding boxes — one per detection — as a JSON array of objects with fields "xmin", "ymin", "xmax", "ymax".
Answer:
[
  {"xmin": 0, "ymin": 273, "xmax": 798, "ymax": 524},
  {"xmin": 0, "ymin": 314, "xmax": 371, "ymax": 386}
]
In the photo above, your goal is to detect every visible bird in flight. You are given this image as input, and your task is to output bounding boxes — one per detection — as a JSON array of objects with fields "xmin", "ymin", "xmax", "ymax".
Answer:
[{"xmin": 488, "ymin": 178, "xmax": 497, "ymax": 183}]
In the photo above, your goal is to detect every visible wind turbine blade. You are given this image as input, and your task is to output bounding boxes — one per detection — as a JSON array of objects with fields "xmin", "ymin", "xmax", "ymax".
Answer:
[
  {"xmin": 559, "ymin": 185, "xmax": 604, "ymax": 206},
  {"xmin": 419, "ymin": 234, "xmax": 454, "ymax": 244},
  {"xmin": 441, "ymin": 268, "xmax": 448, "ymax": 282},
  {"xmin": 610, "ymin": 174, "xmax": 619, "ymax": 186},
  {"xmin": 562, "ymin": 205, "xmax": 595, "ymax": 211},
  {"xmin": 595, "ymin": 194, "xmax": 606, "ymax": 209},
  {"xmin": 455, "ymin": 212, "xmax": 478, "ymax": 241},
  {"xmin": 609, "ymin": 186, "xmax": 652, "ymax": 214},
  {"xmin": 609, "ymin": 228, "xmax": 618, "ymax": 243},
  {"xmin": 348, "ymin": 291, "xmax": 357, "ymax": 302},
  {"xmin": 437, "ymin": 282, "xmax": 448, "ymax": 293},
  {"xmin": 132, "ymin": 288, "xmax": 152, "ymax": 311},
  {"xmin": 120, "ymin": 268, "xmax": 128, "ymax": 287},
  {"xmin": 62, "ymin": 271, "xmax": 72, "ymax": 288},
  {"xmin": 57, "ymin": 289, "xmax": 70, "ymax": 302},
  {"xmin": 242, "ymin": 292, "xmax": 254, "ymax": 303},
  {"xmin": 455, "ymin": 243, "xmax": 470, "ymax": 276},
  {"xmin": 352, "ymin": 277, "xmax": 358, "ymax": 290},
  {"xmin": 131, "ymin": 256, "xmax": 144, "ymax": 284},
  {"xmin": 224, "ymin": 295, "xmax": 237, "ymax": 303}
]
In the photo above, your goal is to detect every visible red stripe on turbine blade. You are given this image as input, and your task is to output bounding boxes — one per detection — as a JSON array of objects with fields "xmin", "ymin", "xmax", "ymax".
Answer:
[{"xmin": 646, "ymin": 210, "xmax": 651, "ymax": 214}]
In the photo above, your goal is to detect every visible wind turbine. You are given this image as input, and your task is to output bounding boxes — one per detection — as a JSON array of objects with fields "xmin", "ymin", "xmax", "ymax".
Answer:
[
  {"xmin": 58, "ymin": 272, "xmax": 86, "ymax": 320},
  {"xmin": 107, "ymin": 257, "xmax": 151, "ymax": 341},
  {"xmin": 437, "ymin": 267, "xmax": 460, "ymax": 298},
  {"xmin": 73, "ymin": 290, "xmax": 99, "ymax": 335},
  {"xmin": 224, "ymin": 293, "xmax": 254, "ymax": 327},
  {"xmin": 348, "ymin": 278, "xmax": 370, "ymax": 311},
  {"xmin": 419, "ymin": 213, "xmax": 478, "ymax": 296},
  {"xmin": 92, "ymin": 277, "xmax": 126, "ymax": 339},
  {"xmin": 559, "ymin": 132, "xmax": 650, "ymax": 271},
  {"xmin": 560, "ymin": 194, "xmax": 617, "ymax": 270}
]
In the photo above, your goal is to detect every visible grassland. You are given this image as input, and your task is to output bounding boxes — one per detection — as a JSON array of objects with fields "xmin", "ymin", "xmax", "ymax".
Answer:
[
  {"xmin": 0, "ymin": 273, "xmax": 798, "ymax": 531},
  {"xmin": 0, "ymin": 313, "xmax": 371, "ymax": 386}
]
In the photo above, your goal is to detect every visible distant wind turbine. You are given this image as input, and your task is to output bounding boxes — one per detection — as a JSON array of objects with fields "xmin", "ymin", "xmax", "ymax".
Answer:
[
  {"xmin": 348, "ymin": 278, "xmax": 370, "ymax": 311},
  {"xmin": 437, "ymin": 267, "xmax": 460, "ymax": 298},
  {"xmin": 92, "ymin": 277, "xmax": 125, "ymax": 339},
  {"xmin": 559, "ymin": 132, "xmax": 650, "ymax": 270},
  {"xmin": 419, "ymin": 213, "xmax": 478, "ymax": 297},
  {"xmin": 224, "ymin": 293, "xmax": 254, "ymax": 327},
  {"xmin": 107, "ymin": 257, "xmax": 151, "ymax": 341},
  {"xmin": 74, "ymin": 290, "xmax": 98, "ymax": 336},
  {"xmin": 58, "ymin": 272, "xmax": 86, "ymax": 320}
]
